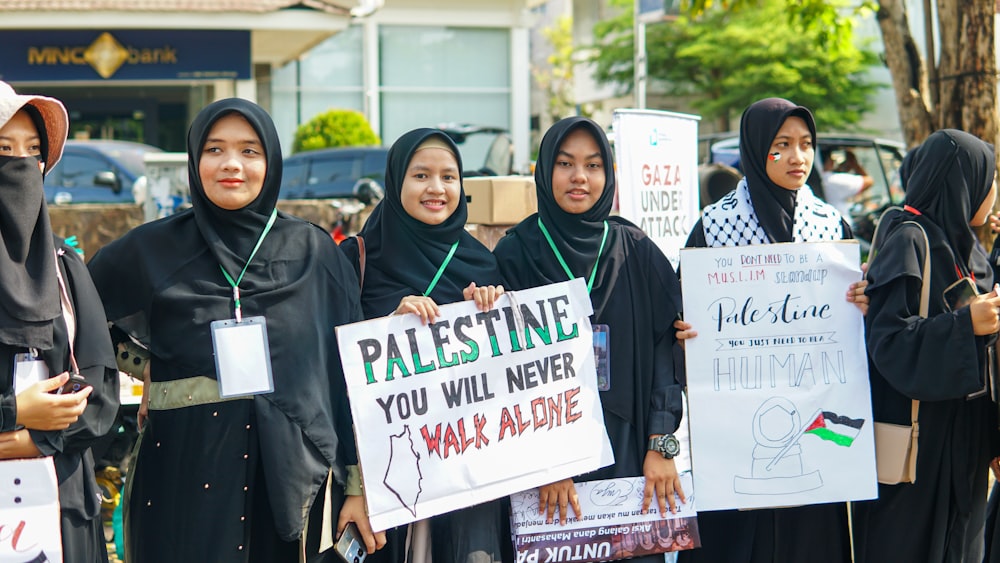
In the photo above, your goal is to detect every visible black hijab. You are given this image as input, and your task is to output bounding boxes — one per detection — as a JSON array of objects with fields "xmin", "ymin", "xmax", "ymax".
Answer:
[
  {"xmin": 534, "ymin": 117, "xmax": 617, "ymax": 275},
  {"xmin": 0, "ymin": 155, "xmax": 60, "ymax": 349},
  {"xmin": 869, "ymin": 129, "xmax": 995, "ymax": 297},
  {"xmin": 187, "ymin": 98, "xmax": 283, "ymax": 279},
  {"xmin": 496, "ymin": 116, "xmax": 641, "ymax": 320},
  {"xmin": 89, "ymin": 98, "xmax": 362, "ymax": 539},
  {"xmin": 902, "ymin": 129, "xmax": 995, "ymax": 278},
  {"xmin": 341, "ymin": 128, "xmax": 502, "ymax": 318},
  {"xmin": 494, "ymin": 116, "xmax": 682, "ymax": 477},
  {"xmin": 739, "ymin": 97, "xmax": 818, "ymax": 243}
]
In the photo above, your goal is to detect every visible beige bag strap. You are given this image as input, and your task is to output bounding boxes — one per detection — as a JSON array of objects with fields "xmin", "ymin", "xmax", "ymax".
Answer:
[
  {"xmin": 905, "ymin": 220, "xmax": 931, "ymax": 318},
  {"xmin": 903, "ymin": 220, "xmax": 929, "ymax": 479},
  {"xmin": 868, "ymin": 206, "xmax": 904, "ymax": 261}
]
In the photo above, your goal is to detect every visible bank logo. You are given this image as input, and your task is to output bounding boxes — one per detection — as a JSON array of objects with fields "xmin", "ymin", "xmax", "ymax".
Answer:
[{"xmin": 84, "ymin": 33, "xmax": 129, "ymax": 79}]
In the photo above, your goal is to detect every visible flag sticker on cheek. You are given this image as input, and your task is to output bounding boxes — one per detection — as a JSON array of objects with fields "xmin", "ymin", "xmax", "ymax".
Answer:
[{"xmin": 768, "ymin": 152, "xmax": 781, "ymax": 162}]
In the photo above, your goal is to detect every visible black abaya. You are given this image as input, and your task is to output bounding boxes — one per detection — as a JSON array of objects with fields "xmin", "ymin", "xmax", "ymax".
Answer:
[
  {"xmin": 493, "ymin": 116, "xmax": 683, "ymax": 563},
  {"xmin": 88, "ymin": 99, "xmax": 362, "ymax": 562},
  {"xmin": 679, "ymin": 98, "xmax": 852, "ymax": 563},
  {"xmin": 853, "ymin": 129, "xmax": 998, "ymax": 563},
  {"xmin": 340, "ymin": 128, "xmax": 509, "ymax": 563},
  {"xmin": 0, "ymin": 154, "xmax": 119, "ymax": 563}
]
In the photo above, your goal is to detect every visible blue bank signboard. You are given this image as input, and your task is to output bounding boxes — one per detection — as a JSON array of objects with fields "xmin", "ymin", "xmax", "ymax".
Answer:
[{"xmin": 0, "ymin": 30, "xmax": 251, "ymax": 82}]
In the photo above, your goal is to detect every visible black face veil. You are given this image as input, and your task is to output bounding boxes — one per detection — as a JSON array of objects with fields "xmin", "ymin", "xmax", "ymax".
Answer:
[{"xmin": 0, "ymin": 156, "xmax": 59, "ymax": 349}]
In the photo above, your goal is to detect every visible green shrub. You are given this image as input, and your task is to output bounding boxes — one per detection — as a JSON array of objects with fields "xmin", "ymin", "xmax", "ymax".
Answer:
[{"xmin": 292, "ymin": 109, "xmax": 380, "ymax": 153}]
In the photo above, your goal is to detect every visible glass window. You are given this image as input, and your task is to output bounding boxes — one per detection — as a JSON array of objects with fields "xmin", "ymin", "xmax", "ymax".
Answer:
[
  {"xmin": 380, "ymin": 92, "xmax": 510, "ymax": 153},
  {"xmin": 380, "ymin": 26, "xmax": 509, "ymax": 89},
  {"xmin": 272, "ymin": 26, "xmax": 365, "ymax": 155},
  {"xmin": 301, "ymin": 26, "xmax": 363, "ymax": 87},
  {"xmin": 58, "ymin": 153, "xmax": 113, "ymax": 189},
  {"xmin": 379, "ymin": 26, "xmax": 510, "ymax": 150},
  {"xmin": 283, "ymin": 158, "xmax": 308, "ymax": 190},
  {"xmin": 309, "ymin": 155, "xmax": 359, "ymax": 186}
]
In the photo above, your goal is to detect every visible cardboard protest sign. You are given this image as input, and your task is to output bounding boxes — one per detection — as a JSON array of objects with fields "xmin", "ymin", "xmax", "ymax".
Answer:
[
  {"xmin": 337, "ymin": 278, "xmax": 614, "ymax": 531},
  {"xmin": 510, "ymin": 473, "xmax": 700, "ymax": 563},
  {"xmin": 613, "ymin": 109, "xmax": 700, "ymax": 269},
  {"xmin": 0, "ymin": 457, "xmax": 62, "ymax": 563},
  {"xmin": 680, "ymin": 241, "xmax": 877, "ymax": 511}
]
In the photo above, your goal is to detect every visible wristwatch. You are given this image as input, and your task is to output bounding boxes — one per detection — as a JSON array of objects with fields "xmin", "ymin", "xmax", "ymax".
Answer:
[{"xmin": 648, "ymin": 434, "xmax": 681, "ymax": 459}]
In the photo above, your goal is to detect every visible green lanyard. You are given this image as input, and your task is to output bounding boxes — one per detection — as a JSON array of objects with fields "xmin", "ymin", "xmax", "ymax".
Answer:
[
  {"xmin": 424, "ymin": 240, "xmax": 460, "ymax": 297},
  {"xmin": 218, "ymin": 209, "xmax": 278, "ymax": 322},
  {"xmin": 538, "ymin": 218, "xmax": 608, "ymax": 293}
]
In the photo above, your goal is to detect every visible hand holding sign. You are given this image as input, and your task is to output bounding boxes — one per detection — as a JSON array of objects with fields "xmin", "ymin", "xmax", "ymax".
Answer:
[
  {"xmin": 642, "ymin": 453, "xmax": 686, "ymax": 515},
  {"xmin": 337, "ymin": 279, "xmax": 614, "ymax": 531}
]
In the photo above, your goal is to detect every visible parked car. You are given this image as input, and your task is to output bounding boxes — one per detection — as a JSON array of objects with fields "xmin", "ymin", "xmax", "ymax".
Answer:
[
  {"xmin": 437, "ymin": 123, "xmax": 515, "ymax": 176},
  {"xmin": 44, "ymin": 140, "xmax": 162, "ymax": 205},
  {"xmin": 280, "ymin": 124, "xmax": 516, "ymax": 203},
  {"xmin": 697, "ymin": 133, "xmax": 906, "ymax": 250},
  {"xmin": 280, "ymin": 146, "xmax": 389, "ymax": 202}
]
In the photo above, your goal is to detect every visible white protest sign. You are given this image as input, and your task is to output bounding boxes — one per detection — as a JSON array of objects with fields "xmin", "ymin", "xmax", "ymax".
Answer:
[
  {"xmin": 337, "ymin": 278, "xmax": 614, "ymax": 531},
  {"xmin": 0, "ymin": 457, "xmax": 62, "ymax": 563},
  {"xmin": 613, "ymin": 109, "xmax": 700, "ymax": 268},
  {"xmin": 680, "ymin": 241, "xmax": 877, "ymax": 511},
  {"xmin": 510, "ymin": 473, "xmax": 700, "ymax": 563}
]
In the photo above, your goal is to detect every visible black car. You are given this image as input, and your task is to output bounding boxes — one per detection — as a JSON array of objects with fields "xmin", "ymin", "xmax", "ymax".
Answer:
[
  {"xmin": 279, "ymin": 146, "xmax": 388, "ymax": 201},
  {"xmin": 44, "ymin": 140, "xmax": 162, "ymax": 204},
  {"xmin": 279, "ymin": 124, "xmax": 515, "ymax": 203}
]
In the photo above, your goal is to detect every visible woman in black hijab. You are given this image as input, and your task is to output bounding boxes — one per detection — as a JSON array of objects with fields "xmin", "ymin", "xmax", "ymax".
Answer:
[
  {"xmin": 492, "ymin": 116, "xmax": 685, "ymax": 563},
  {"xmin": 676, "ymin": 98, "xmax": 865, "ymax": 563},
  {"xmin": 0, "ymin": 81, "xmax": 119, "ymax": 562},
  {"xmin": 340, "ymin": 128, "xmax": 508, "ymax": 563},
  {"xmin": 88, "ymin": 98, "xmax": 379, "ymax": 562},
  {"xmin": 853, "ymin": 129, "xmax": 1000, "ymax": 563}
]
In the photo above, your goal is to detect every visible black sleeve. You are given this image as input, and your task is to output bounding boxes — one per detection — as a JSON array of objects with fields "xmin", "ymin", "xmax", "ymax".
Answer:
[
  {"xmin": 645, "ymin": 239, "xmax": 684, "ymax": 436},
  {"xmin": 685, "ymin": 219, "xmax": 707, "ymax": 249},
  {"xmin": 0, "ymin": 386, "xmax": 15, "ymax": 433},
  {"xmin": 329, "ymin": 245, "xmax": 364, "ymax": 467},
  {"xmin": 841, "ymin": 217, "xmax": 854, "ymax": 240},
  {"xmin": 866, "ymin": 235, "xmax": 983, "ymax": 401},
  {"xmin": 32, "ymin": 245, "xmax": 119, "ymax": 456}
]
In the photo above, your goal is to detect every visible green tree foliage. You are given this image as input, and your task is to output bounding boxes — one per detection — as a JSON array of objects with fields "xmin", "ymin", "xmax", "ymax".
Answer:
[
  {"xmin": 533, "ymin": 14, "xmax": 578, "ymax": 121},
  {"xmin": 292, "ymin": 109, "xmax": 380, "ymax": 154},
  {"xmin": 591, "ymin": 0, "xmax": 880, "ymax": 131}
]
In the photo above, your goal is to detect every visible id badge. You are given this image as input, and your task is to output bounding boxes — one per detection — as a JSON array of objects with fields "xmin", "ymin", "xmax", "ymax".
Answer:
[
  {"xmin": 14, "ymin": 351, "xmax": 48, "ymax": 395},
  {"xmin": 593, "ymin": 324, "xmax": 610, "ymax": 391},
  {"xmin": 210, "ymin": 316, "xmax": 274, "ymax": 398}
]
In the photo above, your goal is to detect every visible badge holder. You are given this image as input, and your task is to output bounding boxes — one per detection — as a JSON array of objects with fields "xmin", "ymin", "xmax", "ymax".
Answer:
[
  {"xmin": 210, "ymin": 316, "xmax": 274, "ymax": 398},
  {"xmin": 593, "ymin": 324, "xmax": 610, "ymax": 391},
  {"xmin": 13, "ymin": 349, "xmax": 48, "ymax": 396}
]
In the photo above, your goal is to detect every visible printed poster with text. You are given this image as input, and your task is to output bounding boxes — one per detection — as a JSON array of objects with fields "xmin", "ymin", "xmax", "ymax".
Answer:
[
  {"xmin": 613, "ymin": 108, "xmax": 700, "ymax": 269},
  {"xmin": 510, "ymin": 474, "xmax": 700, "ymax": 563},
  {"xmin": 337, "ymin": 279, "xmax": 615, "ymax": 531},
  {"xmin": 680, "ymin": 241, "xmax": 877, "ymax": 511}
]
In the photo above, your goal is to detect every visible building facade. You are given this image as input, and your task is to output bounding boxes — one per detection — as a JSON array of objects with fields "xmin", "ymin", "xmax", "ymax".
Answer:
[{"xmin": 0, "ymin": 0, "xmax": 533, "ymax": 169}]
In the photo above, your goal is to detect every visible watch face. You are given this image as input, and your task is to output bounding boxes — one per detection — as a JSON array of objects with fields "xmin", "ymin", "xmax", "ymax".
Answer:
[{"xmin": 664, "ymin": 435, "xmax": 681, "ymax": 457}]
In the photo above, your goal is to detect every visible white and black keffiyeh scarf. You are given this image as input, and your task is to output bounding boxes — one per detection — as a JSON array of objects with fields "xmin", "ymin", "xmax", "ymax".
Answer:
[{"xmin": 703, "ymin": 178, "xmax": 842, "ymax": 247}]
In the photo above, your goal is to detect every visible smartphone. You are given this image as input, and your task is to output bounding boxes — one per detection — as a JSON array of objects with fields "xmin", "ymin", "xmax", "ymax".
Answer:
[
  {"xmin": 943, "ymin": 277, "xmax": 978, "ymax": 312},
  {"xmin": 335, "ymin": 522, "xmax": 367, "ymax": 563},
  {"xmin": 58, "ymin": 374, "xmax": 92, "ymax": 395}
]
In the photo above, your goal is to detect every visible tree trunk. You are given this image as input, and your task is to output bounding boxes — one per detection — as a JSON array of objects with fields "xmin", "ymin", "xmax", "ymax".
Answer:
[
  {"xmin": 943, "ymin": 0, "xmax": 998, "ymax": 247},
  {"xmin": 935, "ymin": 0, "xmax": 960, "ymax": 129},
  {"xmin": 875, "ymin": 0, "xmax": 935, "ymax": 147},
  {"xmin": 948, "ymin": 0, "xmax": 996, "ymax": 144}
]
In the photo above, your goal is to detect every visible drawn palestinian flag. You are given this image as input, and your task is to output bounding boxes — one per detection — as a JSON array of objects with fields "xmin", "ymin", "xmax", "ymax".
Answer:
[{"xmin": 804, "ymin": 411, "xmax": 864, "ymax": 447}]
